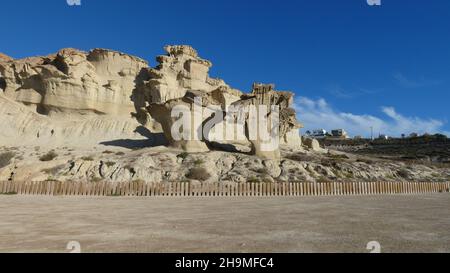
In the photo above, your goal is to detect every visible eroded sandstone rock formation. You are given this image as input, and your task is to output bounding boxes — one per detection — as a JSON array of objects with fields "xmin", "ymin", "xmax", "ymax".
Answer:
[
  {"xmin": 131, "ymin": 46, "xmax": 303, "ymax": 159},
  {"xmin": 229, "ymin": 83, "xmax": 303, "ymax": 159},
  {"xmin": 0, "ymin": 48, "xmax": 148, "ymax": 116},
  {"xmin": 0, "ymin": 45, "xmax": 304, "ymax": 158}
]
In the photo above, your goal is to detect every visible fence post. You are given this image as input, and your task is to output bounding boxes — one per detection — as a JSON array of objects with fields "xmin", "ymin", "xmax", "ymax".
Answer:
[
  {"xmin": 5, "ymin": 181, "xmax": 10, "ymax": 193},
  {"xmin": 18, "ymin": 181, "xmax": 23, "ymax": 195},
  {"xmin": 179, "ymin": 182, "xmax": 183, "ymax": 197},
  {"xmin": 150, "ymin": 182, "xmax": 155, "ymax": 196},
  {"xmin": 5, "ymin": 181, "xmax": 10, "ymax": 194}
]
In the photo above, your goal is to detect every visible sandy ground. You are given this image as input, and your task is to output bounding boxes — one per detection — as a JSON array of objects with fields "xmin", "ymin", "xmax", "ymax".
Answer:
[{"xmin": 0, "ymin": 194, "xmax": 449, "ymax": 253}]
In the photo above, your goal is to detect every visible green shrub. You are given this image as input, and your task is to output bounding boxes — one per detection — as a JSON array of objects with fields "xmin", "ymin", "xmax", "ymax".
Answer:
[
  {"xmin": 286, "ymin": 153, "xmax": 316, "ymax": 162},
  {"xmin": 186, "ymin": 167, "xmax": 211, "ymax": 181},
  {"xmin": 256, "ymin": 168, "xmax": 269, "ymax": 174},
  {"xmin": 193, "ymin": 159, "xmax": 204, "ymax": 166},
  {"xmin": 397, "ymin": 169, "xmax": 410, "ymax": 179},
  {"xmin": 90, "ymin": 177, "xmax": 103, "ymax": 183},
  {"xmin": 316, "ymin": 177, "xmax": 332, "ymax": 183},
  {"xmin": 0, "ymin": 152, "xmax": 15, "ymax": 168},
  {"xmin": 247, "ymin": 176, "xmax": 260, "ymax": 183},
  {"xmin": 39, "ymin": 151, "xmax": 58, "ymax": 162},
  {"xmin": 327, "ymin": 153, "xmax": 349, "ymax": 160},
  {"xmin": 177, "ymin": 152, "xmax": 189, "ymax": 160},
  {"xmin": 0, "ymin": 191, "xmax": 17, "ymax": 195},
  {"xmin": 42, "ymin": 165, "xmax": 65, "ymax": 175},
  {"xmin": 344, "ymin": 172, "xmax": 354, "ymax": 179},
  {"xmin": 356, "ymin": 158, "xmax": 374, "ymax": 164},
  {"xmin": 105, "ymin": 161, "xmax": 116, "ymax": 167}
]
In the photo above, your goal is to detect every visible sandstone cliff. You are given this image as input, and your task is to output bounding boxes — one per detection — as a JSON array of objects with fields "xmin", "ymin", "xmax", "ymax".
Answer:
[{"xmin": 0, "ymin": 46, "xmax": 304, "ymax": 154}]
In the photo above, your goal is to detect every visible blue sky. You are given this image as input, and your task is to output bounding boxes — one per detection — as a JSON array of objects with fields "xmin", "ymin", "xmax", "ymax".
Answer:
[{"xmin": 1, "ymin": 0, "xmax": 449, "ymax": 137}]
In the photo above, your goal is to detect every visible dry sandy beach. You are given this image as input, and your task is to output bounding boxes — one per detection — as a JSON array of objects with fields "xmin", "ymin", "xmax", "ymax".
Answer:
[{"xmin": 0, "ymin": 194, "xmax": 449, "ymax": 253}]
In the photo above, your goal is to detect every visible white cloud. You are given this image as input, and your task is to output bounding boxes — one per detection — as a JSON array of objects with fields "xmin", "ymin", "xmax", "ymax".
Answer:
[
  {"xmin": 294, "ymin": 97, "xmax": 447, "ymax": 137},
  {"xmin": 393, "ymin": 72, "xmax": 442, "ymax": 89}
]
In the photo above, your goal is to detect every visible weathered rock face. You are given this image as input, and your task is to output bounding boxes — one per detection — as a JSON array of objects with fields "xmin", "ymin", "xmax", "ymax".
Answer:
[
  {"xmin": 0, "ymin": 45, "xmax": 304, "ymax": 158},
  {"xmin": 0, "ymin": 53, "xmax": 13, "ymax": 63},
  {"xmin": 0, "ymin": 49, "xmax": 151, "ymax": 146},
  {"xmin": 2, "ymin": 145, "xmax": 446, "ymax": 184},
  {"xmin": 231, "ymin": 83, "xmax": 303, "ymax": 158},
  {"xmin": 133, "ymin": 46, "xmax": 303, "ymax": 159},
  {"xmin": 0, "ymin": 48, "xmax": 148, "ymax": 116},
  {"xmin": 302, "ymin": 137, "xmax": 327, "ymax": 153},
  {"xmin": 139, "ymin": 45, "xmax": 241, "ymax": 103}
]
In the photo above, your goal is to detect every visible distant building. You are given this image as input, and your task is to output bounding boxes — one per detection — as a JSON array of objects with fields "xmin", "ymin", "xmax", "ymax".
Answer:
[
  {"xmin": 409, "ymin": 132, "xmax": 418, "ymax": 138},
  {"xmin": 308, "ymin": 129, "xmax": 328, "ymax": 139},
  {"xmin": 353, "ymin": 135, "xmax": 363, "ymax": 140},
  {"xmin": 330, "ymin": 129, "xmax": 349, "ymax": 139},
  {"xmin": 378, "ymin": 134, "xmax": 389, "ymax": 140}
]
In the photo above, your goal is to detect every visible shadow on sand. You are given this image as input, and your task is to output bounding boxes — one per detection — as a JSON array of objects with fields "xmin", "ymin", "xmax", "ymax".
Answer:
[{"xmin": 100, "ymin": 126, "xmax": 168, "ymax": 149}]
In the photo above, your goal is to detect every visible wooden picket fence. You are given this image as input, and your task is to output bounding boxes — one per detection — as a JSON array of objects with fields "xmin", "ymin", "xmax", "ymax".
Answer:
[{"xmin": 0, "ymin": 181, "xmax": 449, "ymax": 197}]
